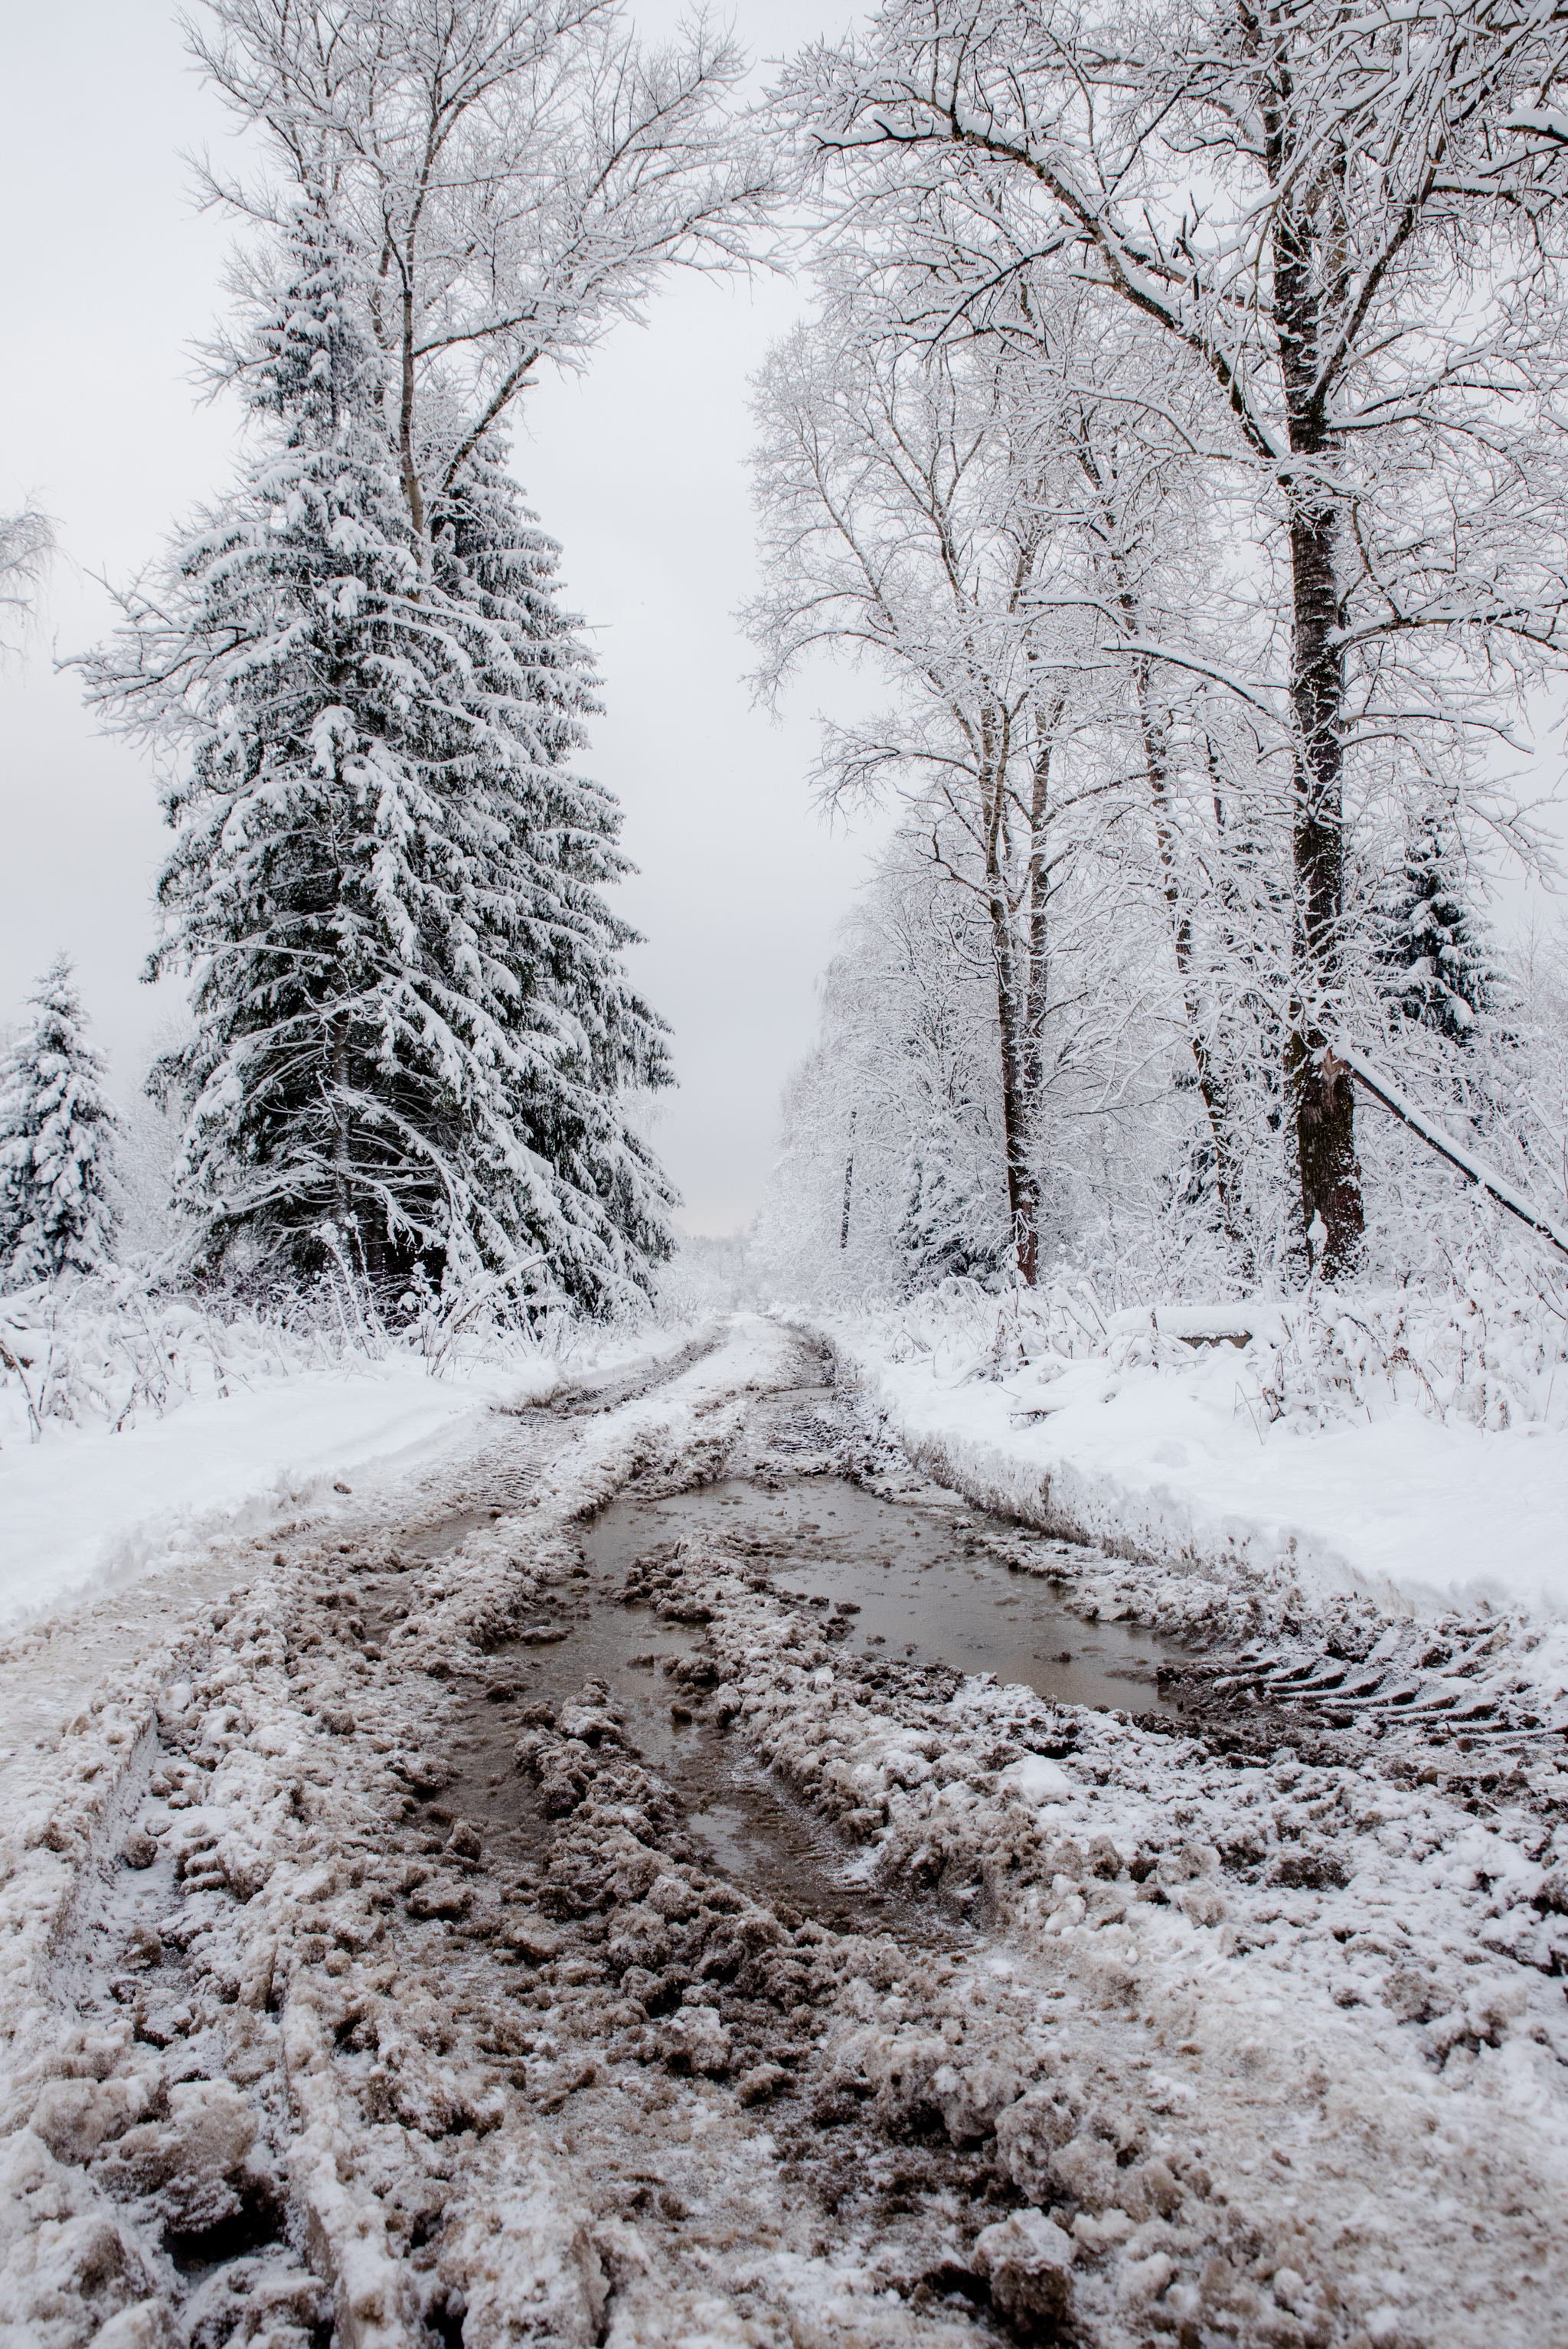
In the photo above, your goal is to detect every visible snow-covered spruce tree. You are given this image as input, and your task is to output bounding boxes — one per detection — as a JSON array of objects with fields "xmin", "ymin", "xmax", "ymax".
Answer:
[
  {"xmin": 898, "ymin": 1145, "xmax": 1011, "ymax": 1292},
  {"xmin": 1378, "ymin": 807, "xmax": 1498, "ymax": 1047},
  {"xmin": 0, "ymin": 956, "xmax": 121, "ymax": 1286},
  {"xmin": 80, "ymin": 205, "xmax": 674, "ymax": 1311}
]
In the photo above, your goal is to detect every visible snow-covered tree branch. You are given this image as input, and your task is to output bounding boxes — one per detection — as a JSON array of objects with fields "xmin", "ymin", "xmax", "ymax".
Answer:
[
  {"xmin": 188, "ymin": 0, "xmax": 778, "ymax": 568},
  {"xmin": 0, "ymin": 505, "xmax": 56, "ymax": 659},
  {"xmin": 774, "ymin": 0, "xmax": 1568, "ymax": 1276}
]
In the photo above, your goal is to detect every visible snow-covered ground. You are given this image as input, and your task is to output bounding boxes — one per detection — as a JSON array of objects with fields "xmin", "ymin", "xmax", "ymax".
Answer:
[
  {"xmin": 0, "ymin": 1311, "xmax": 1562, "ymax": 2349},
  {"xmin": 816, "ymin": 1286, "xmax": 1568, "ymax": 1627},
  {"xmin": 0, "ymin": 1317, "xmax": 709, "ymax": 1632}
]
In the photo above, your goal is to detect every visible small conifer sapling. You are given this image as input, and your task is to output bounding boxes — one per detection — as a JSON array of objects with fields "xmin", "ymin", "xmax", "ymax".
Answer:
[{"xmin": 0, "ymin": 956, "xmax": 122, "ymax": 1285}]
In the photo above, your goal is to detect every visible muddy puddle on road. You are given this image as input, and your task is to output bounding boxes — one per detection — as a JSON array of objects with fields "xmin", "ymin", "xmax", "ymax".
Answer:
[
  {"xmin": 420, "ymin": 1550, "xmax": 919, "ymax": 1942},
  {"xmin": 410, "ymin": 1469, "xmax": 1176, "ymax": 1944},
  {"xmin": 584, "ymin": 1475, "xmax": 1174, "ymax": 1715}
]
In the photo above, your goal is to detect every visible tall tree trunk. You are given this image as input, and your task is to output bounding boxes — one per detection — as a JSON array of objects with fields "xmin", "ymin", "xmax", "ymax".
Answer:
[
  {"xmin": 1276, "ymin": 202, "xmax": 1363, "ymax": 1277},
  {"xmin": 993, "ymin": 902, "xmax": 1037, "ymax": 1285},
  {"xmin": 1021, "ymin": 734, "xmax": 1051, "ymax": 1142},
  {"xmin": 330, "ymin": 1013, "xmax": 352, "ymax": 1228},
  {"xmin": 1021, "ymin": 698, "xmax": 1061, "ymax": 1263},
  {"xmin": 1116, "ymin": 582, "xmax": 1240, "ymax": 1233},
  {"xmin": 839, "ymin": 1109, "xmax": 857, "ymax": 1250},
  {"xmin": 980, "ymin": 747, "xmax": 1038, "ymax": 1285}
]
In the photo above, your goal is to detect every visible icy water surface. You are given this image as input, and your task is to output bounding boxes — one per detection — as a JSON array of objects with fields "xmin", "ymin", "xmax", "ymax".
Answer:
[{"xmin": 582, "ymin": 1474, "xmax": 1174, "ymax": 1714}]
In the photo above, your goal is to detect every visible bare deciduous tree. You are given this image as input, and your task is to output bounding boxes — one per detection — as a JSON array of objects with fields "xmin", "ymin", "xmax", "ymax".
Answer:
[
  {"xmin": 0, "ymin": 506, "xmax": 56, "ymax": 659},
  {"xmin": 746, "ymin": 296, "xmax": 1188, "ymax": 1282},
  {"xmin": 189, "ymin": 0, "xmax": 777, "ymax": 565},
  {"xmin": 779, "ymin": 0, "xmax": 1568, "ymax": 1275}
]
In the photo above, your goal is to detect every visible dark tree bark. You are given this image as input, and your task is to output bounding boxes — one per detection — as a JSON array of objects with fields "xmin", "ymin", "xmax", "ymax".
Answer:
[
  {"xmin": 330, "ymin": 1011, "xmax": 353, "ymax": 1227},
  {"xmin": 1274, "ymin": 176, "xmax": 1363, "ymax": 1275}
]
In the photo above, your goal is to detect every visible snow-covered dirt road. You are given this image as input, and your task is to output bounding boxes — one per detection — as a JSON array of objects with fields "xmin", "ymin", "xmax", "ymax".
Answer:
[{"xmin": 1, "ymin": 1316, "xmax": 1563, "ymax": 2349}]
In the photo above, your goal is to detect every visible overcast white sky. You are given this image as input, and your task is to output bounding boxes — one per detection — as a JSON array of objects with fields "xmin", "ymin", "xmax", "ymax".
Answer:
[{"xmin": 0, "ymin": 0, "xmax": 881, "ymax": 1237}]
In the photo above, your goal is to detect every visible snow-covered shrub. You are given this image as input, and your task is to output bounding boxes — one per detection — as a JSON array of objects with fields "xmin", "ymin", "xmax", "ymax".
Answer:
[
  {"xmin": 0, "ymin": 1270, "xmax": 348, "ymax": 1442},
  {"xmin": 0, "ymin": 1254, "xmax": 492, "ymax": 1442},
  {"xmin": 846, "ymin": 1253, "xmax": 1568, "ymax": 1439},
  {"xmin": 0, "ymin": 1230, "xmax": 705, "ymax": 1445}
]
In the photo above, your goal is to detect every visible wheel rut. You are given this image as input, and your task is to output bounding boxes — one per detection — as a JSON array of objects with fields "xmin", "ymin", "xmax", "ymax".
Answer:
[{"xmin": 4, "ymin": 1322, "xmax": 1564, "ymax": 2349}]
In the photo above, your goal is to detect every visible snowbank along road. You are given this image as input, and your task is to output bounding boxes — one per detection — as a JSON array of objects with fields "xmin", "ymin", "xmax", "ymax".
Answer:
[{"xmin": 0, "ymin": 1315, "xmax": 1563, "ymax": 2349}]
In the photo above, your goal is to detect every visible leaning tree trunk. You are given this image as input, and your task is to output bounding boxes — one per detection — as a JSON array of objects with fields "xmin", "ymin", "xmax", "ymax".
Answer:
[{"xmin": 1277, "ymin": 207, "xmax": 1363, "ymax": 1278}]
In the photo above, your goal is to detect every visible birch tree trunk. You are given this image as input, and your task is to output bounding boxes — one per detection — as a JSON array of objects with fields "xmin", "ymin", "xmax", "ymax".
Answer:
[
  {"xmin": 1109, "ymin": 568, "xmax": 1240, "ymax": 1235},
  {"xmin": 839, "ymin": 1109, "xmax": 857, "ymax": 1249}
]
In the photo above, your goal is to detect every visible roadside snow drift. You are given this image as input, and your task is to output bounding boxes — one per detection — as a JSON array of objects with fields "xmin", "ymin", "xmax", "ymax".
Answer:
[
  {"xmin": 821, "ymin": 1287, "xmax": 1568, "ymax": 1625},
  {"xmin": 0, "ymin": 1321, "xmax": 707, "ymax": 1632}
]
